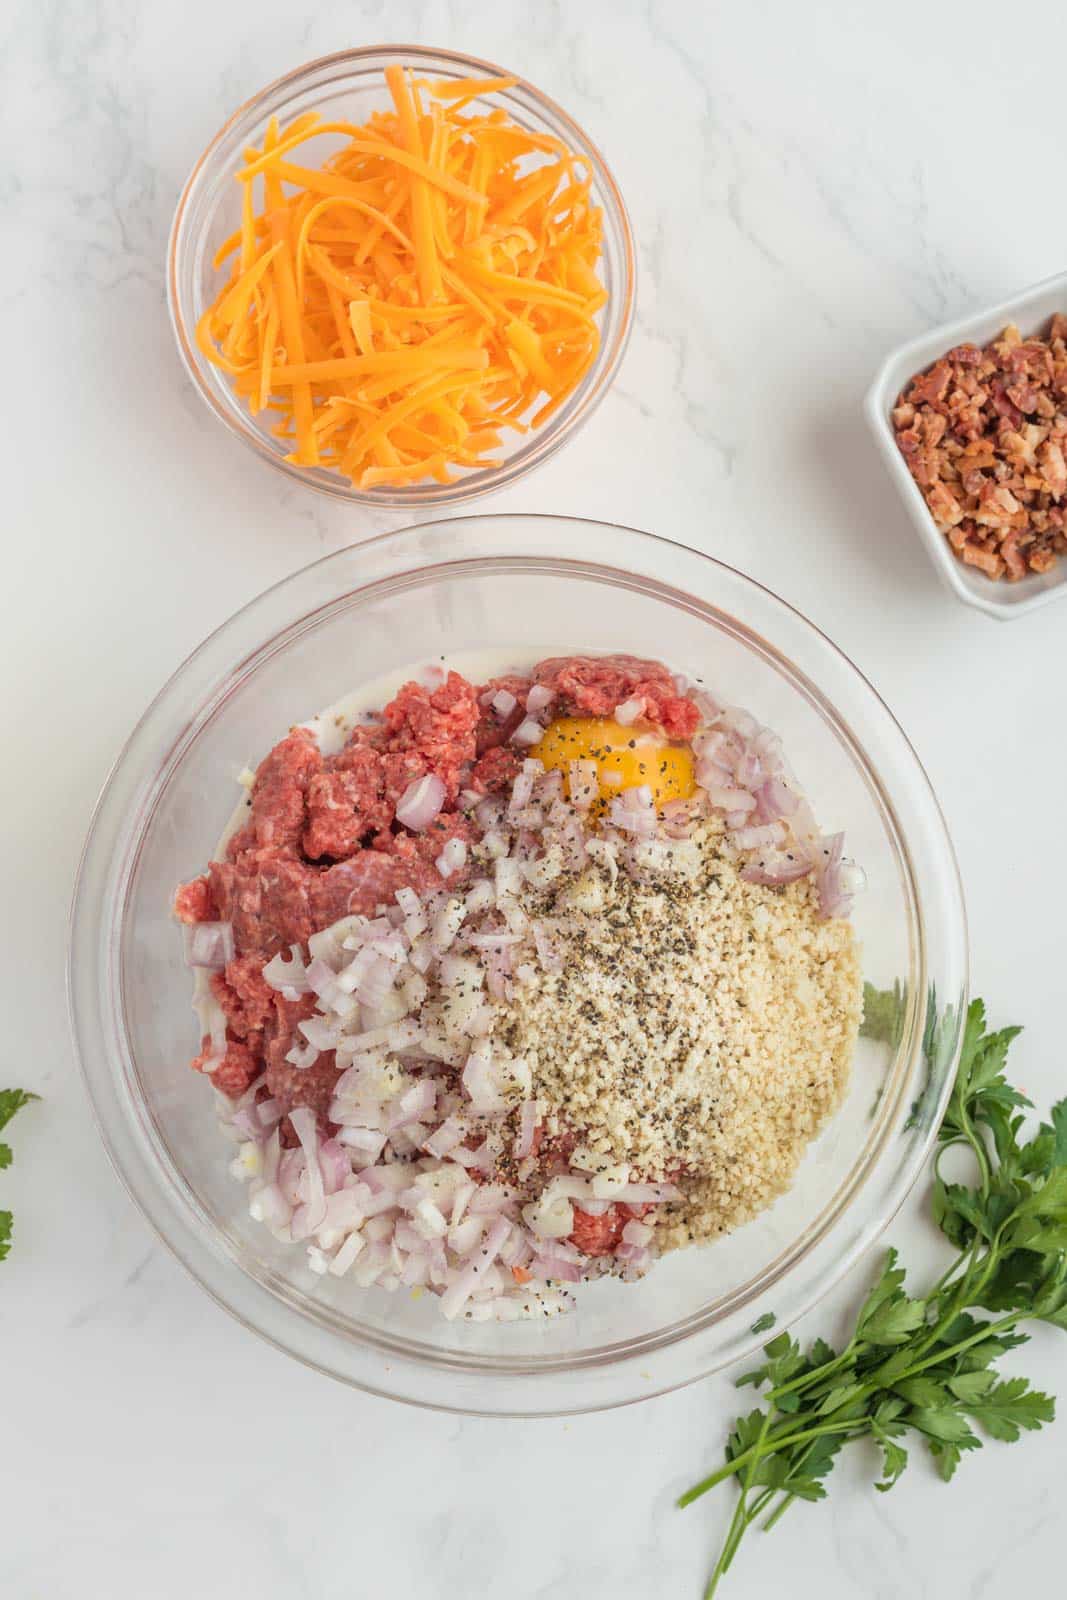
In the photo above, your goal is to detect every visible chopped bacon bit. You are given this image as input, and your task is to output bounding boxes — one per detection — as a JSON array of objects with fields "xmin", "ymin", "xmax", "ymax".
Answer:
[
  {"xmin": 927, "ymin": 481, "xmax": 964, "ymax": 527},
  {"xmin": 893, "ymin": 315, "xmax": 1067, "ymax": 580},
  {"xmin": 961, "ymin": 544, "xmax": 1004, "ymax": 578},
  {"xmin": 1040, "ymin": 439, "xmax": 1067, "ymax": 498},
  {"xmin": 1000, "ymin": 533, "xmax": 1026, "ymax": 581}
]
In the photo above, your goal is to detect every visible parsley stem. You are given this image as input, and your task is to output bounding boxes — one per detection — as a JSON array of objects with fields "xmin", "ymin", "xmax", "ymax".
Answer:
[
  {"xmin": 678, "ymin": 1417, "xmax": 869, "ymax": 1506},
  {"xmin": 749, "ymin": 1487, "xmax": 777, "ymax": 1521},
  {"xmin": 873, "ymin": 1311, "xmax": 1023, "ymax": 1389},
  {"xmin": 759, "ymin": 1489, "xmax": 798, "ymax": 1533},
  {"xmin": 767, "ymin": 1343, "xmax": 855, "ymax": 1405},
  {"xmin": 708, "ymin": 1490, "xmax": 781, "ymax": 1595},
  {"xmin": 957, "ymin": 1098, "xmax": 992, "ymax": 1195},
  {"xmin": 709, "ymin": 1407, "xmax": 774, "ymax": 1593}
]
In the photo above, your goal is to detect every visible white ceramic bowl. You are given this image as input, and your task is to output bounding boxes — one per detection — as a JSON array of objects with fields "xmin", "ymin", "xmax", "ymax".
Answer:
[{"xmin": 865, "ymin": 269, "xmax": 1067, "ymax": 620}]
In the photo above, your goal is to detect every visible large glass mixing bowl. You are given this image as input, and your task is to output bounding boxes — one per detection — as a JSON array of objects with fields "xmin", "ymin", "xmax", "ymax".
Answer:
[{"xmin": 68, "ymin": 517, "xmax": 967, "ymax": 1415}]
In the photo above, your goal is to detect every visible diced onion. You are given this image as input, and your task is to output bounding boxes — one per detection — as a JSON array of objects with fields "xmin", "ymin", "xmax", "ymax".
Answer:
[
  {"xmin": 704, "ymin": 783, "xmax": 756, "ymax": 815},
  {"xmin": 513, "ymin": 1100, "xmax": 538, "ymax": 1160},
  {"xmin": 462, "ymin": 1050, "xmax": 506, "ymax": 1113},
  {"xmin": 207, "ymin": 1004, "xmax": 228, "ymax": 1056},
  {"xmin": 288, "ymin": 1107, "xmax": 327, "ymax": 1239},
  {"xmin": 622, "ymin": 1218, "xmax": 654, "ymax": 1247},
  {"xmin": 567, "ymin": 760, "xmax": 599, "ymax": 810},
  {"xmin": 526, "ymin": 685, "xmax": 554, "ymax": 714},
  {"xmin": 731, "ymin": 822, "xmax": 786, "ymax": 851},
  {"xmin": 306, "ymin": 957, "xmax": 359, "ymax": 1018},
  {"xmin": 298, "ymin": 1015, "xmax": 341, "ymax": 1052},
  {"xmin": 531, "ymin": 1254, "xmax": 582, "ymax": 1283},
  {"xmin": 182, "ymin": 921, "xmax": 234, "ymax": 970},
  {"xmin": 328, "ymin": 1231, "xmax": 366, "ymax": 1277},
  {"xmin": 396, "ymin": 773, "xmax": 446, "ymax": 831},
  {"xmin": 337, "ymin": 1126, "xmax": 388, "ymax": 1163},
  {"xmin": 613, "ymin": 696, "xmax": 645, "ymax": 726},
  {"xmin": 511, "ymin": 717, "xmax": 544, "ymax": 747},
  {"xmin": 422, "ymin": 1117, "xmax": 467, "ymax": 1158},
  {"xmin": 839, "ymin": 861, "xmax": 867, "ymax": 896},
  {"xmin": 261, "ymin": 942, "xmax": 309, "ymax": 993},
  {"xmin": 435, "ymin": 837, "xmax": 468, "ymax": 877},
  {"xmin": 440, "ymin": 1216, "xmax": 511, "ymax": 1320},
  {"xmin": 285, "ymin": 1037, "xmax": 320, "ymax": 1070}
]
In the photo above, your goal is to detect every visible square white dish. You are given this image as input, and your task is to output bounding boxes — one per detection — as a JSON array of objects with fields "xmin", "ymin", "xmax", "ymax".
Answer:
[{"xmin": 865, "ymin": 269, "xmax": 1067, "ymax": 619}]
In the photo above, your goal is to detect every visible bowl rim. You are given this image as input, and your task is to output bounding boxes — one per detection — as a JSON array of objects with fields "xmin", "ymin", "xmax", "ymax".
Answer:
[
  {"xmin": 166, "ymin": 44, "xmax": 637, "ymax": 508},
  {"xmin": 67, "ymin": 514, "xmax": 968, "ymax": 1415},
  {"xmin": 864, "ymin": 267, "xmax": 1067, "ymax": 620}
]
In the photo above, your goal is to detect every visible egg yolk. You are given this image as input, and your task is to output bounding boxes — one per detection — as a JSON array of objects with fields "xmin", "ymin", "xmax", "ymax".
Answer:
[{"xmin": 531, "ymin": 717, "xmax": 695, "ymax": 809}]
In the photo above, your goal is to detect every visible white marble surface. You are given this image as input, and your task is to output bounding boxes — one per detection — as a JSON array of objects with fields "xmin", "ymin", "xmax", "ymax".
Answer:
[{"xmin": 4, "ymin": 0, "xmax": 1066, "ymax": 1594}]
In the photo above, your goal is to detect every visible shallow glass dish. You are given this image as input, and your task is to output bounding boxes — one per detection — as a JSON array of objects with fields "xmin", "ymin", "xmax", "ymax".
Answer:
[
  {"xmin": 167, "ymin": 46, "xmax": 635, "ymax": 508},
  {"xmin": 69, "ymin": 517, "xmax": 967, "ymax": 1415}
]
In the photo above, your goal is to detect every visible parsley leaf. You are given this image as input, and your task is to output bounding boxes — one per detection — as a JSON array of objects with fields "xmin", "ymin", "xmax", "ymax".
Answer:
[
  {"xmin": 1050, "ymin": 1101, "xmax": 1067, "ymax": 1167},
  {"xmin": 861, "ymin": 981, "xmax": 905, "ymax": 1047},
  {"xmin": 0, "ymin": 1088, "xmax": 39, "ymax": 1133},
  {"xmin": 963, "ymin": 1377, "xmax": 1055, "ymax": 1442},
  {"xmin": 872, "ymin": 1419, "xmax": 908, "ymax": 1491},
  {"xmin": 0, "ymin": 1089, "xmax": 40, "ymax": 1261}
]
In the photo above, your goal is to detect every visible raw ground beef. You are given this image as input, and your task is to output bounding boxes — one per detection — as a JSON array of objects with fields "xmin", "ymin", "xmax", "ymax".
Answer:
[
  {"xmin": 381, "ymin": 670, "xmax": 480, "ymax": 797},
  {"xmin": 268, "ymin": 1053, "xmax": 342, "ymax": 1144},
  {"xmin": 176, "ymin": 657, "xmax": 700, "ymax": 1154},
  {"xmin": 209, "ymin": 851, "xmax": 316, "ymax": 958},
  {"xmin": 173, "ymin": 876, "xmax": 218, "ymax": 925},
  {"xmin": 475, "ymin": 674, "xmax": 531, "ymax": 754},
  {"xmin": 302, "ymin": 743, "xmax": 393, "ymax": 860},
  {"xmin": 470, "ymin": 744, "xmax": 521, "ymax": 795},
  {"xmin": 200, "ymin": 674, "xmax": 483, "ymax": 961},
  {"xmin": 190, "ymin": 1036, "xmax": 259, "ymax": 1099},
  {"xmin": 568, "ymin": 1202, "xmax": 652, "ymax": 1257},
  {"xmin": 533, "ymin": 653, "xmax": 699, "ymax": 739},
  {"xmin": 211, "ymin": 954, "xmax": 275, "ymax": 1037}
]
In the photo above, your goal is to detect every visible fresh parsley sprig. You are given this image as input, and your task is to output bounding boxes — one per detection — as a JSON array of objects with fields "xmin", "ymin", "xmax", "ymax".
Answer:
[
  {"xmin": 0, "ymin": 1088, "xmax": 40, "ymax": 1262},
  {"xmin": 679, "ymin": 997, "xmax": 1066, "ymax": 1597}
]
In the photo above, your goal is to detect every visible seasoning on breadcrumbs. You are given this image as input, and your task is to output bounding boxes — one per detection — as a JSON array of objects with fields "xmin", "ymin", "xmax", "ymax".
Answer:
[{"xmin": 500, "ymin": 820, "xmax": 862, "ymax": 1248}]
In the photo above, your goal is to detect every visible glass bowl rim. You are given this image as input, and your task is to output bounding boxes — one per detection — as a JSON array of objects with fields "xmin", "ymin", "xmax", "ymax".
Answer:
[
  {"xmin": 68, "ymin": 514, "xmax": 968, "ymax": 1414},
  {"xmin": 166, "ymin": 44, "xmax": 637, "ymax": 509}
]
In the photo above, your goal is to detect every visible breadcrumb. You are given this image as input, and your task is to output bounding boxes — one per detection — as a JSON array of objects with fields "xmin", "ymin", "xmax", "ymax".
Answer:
[{"xmin": 500, "ymin": 822, "xmax": 863, "ymax": 1246}]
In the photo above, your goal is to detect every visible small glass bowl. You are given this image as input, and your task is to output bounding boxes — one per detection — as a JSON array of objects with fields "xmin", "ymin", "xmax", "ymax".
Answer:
[
  {"xmin": 69, "ymin": 517, "xmax": 968, "ymax": 1415},
  {"xmin": 167, "ymin": 46, "xmax": 636, "ymax": 508}
]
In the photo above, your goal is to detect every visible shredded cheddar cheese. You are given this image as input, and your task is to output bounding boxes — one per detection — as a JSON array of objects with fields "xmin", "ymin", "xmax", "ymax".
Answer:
[{"xmin": 196, "ymin": 69, "xmax": 607, "ymax": 489}]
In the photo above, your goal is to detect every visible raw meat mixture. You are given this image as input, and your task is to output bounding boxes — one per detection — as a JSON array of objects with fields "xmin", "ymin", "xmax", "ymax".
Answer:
[{"xmin": 175, "ymin": 655, "xmax": 697, "ymax": 1131}]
